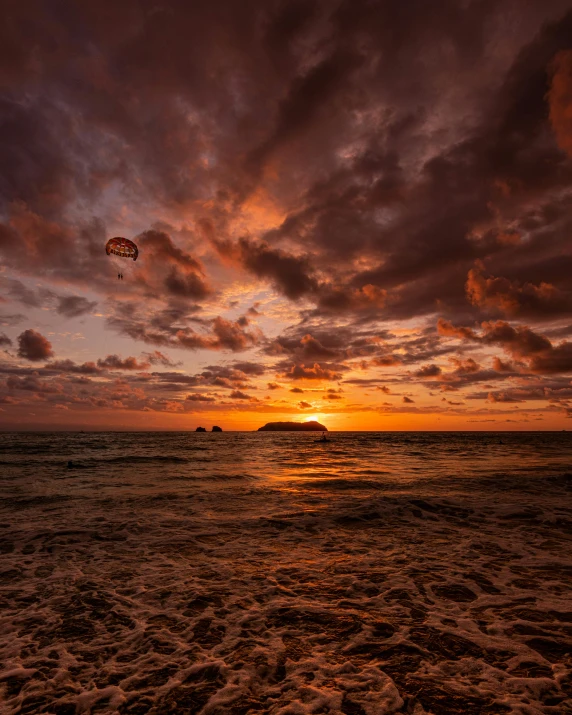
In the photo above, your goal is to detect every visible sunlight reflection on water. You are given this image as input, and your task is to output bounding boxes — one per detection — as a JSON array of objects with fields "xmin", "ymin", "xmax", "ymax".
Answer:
[{"xmin": 1, "ymin": 431, "xmax": 570, "ymax": 498}]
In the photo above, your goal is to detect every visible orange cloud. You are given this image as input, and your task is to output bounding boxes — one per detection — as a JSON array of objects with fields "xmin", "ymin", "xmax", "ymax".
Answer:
[
  {"xmin": 466, "ymin": 262, "xmax": 567, "ymax": 317},
  {"xmin": 281, "ymin": 363, "xmax": 343, "ymax": 381},
  {"xmin": 548, "ymin": 49, "xmax": 572, "ymax": 157}
]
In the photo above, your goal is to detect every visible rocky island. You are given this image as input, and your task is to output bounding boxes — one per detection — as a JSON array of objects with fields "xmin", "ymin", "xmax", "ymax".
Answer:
[{"xmin": 258, "ymin": 420, "xmax": 327, "ymax": 432}]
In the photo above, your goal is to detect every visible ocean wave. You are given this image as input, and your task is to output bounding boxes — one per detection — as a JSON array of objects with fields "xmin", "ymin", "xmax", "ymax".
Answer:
[{"xmin": 97, "ymin": 455, "xmax": 191, "ymax": 465}]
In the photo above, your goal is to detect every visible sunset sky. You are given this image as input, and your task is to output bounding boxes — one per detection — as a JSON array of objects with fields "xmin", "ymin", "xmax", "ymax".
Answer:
[{"xmin": 2, "ymin": 0, "xmax": 572, "ymax": 430}]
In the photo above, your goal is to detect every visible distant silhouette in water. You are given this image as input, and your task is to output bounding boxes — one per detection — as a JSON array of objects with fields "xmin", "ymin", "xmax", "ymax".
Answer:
[
  {"xmin": 258, "ymin": 420, "xmax": 327, "ymax": 431},
  {"xmin": 212, "ymin": 425, "xmax": 223, "ymax": 432},
  {"xmin": 196, "ymin": 426, "xmax": 206, "ymax": 432},
  {"xmin": 315, "ymin": 432, "xmax": 330, "ymax": 443}
]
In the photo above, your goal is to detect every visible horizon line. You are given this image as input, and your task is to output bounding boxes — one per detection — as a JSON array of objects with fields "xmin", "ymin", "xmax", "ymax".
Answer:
[{"xmin": 0, "ymin": 428, "xmax": 567, "ymax": 433}]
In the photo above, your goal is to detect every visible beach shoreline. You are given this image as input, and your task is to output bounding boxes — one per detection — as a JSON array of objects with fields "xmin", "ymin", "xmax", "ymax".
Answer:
[{"xmin": 1, "ymin": 432, "xmax": 571, "ymax": 714}]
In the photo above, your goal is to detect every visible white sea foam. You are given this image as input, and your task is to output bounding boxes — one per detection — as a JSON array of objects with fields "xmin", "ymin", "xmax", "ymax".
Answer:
[{"xmin": 0, "ymin": 431, "xmax": 571, "ymax": 713}]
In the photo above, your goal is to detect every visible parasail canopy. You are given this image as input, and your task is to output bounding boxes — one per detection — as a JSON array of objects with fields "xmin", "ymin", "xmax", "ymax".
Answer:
[{"xmin": 105, "ymin": 237, "xmax": 138, "ymax": 261}]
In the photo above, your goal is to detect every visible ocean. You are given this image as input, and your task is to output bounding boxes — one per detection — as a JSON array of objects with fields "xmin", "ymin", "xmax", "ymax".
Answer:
[{"xmin": 1, "ymin": 431, "xmax": 571, "ymax": 714}]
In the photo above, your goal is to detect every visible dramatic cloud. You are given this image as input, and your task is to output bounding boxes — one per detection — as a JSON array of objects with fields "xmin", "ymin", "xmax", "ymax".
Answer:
[
  {"xmin": 437, "ymin": 319, "xmax": 478, "ymax": 341},
  {"xmin": 439, "ymin": 319, "xmax": 572, "ymax": 374},
  {"xmin": 186, "ymin": 393, "xmax": 216, "ymax": 402},
  {"xmin": 466, "ymin": 263, "xmax": 572, "ymax": 317},
  {"xmin": 47, "ymin": 359, "xmax": 101, "ymax": 374},
  {"xmin": 548, "ymin": 49, "xmax": 572, "ymax": 157},
  {"xmin": 97, "ymin": 355, "xmax": 150, "ymax": 371},
  {"xmin": 142, "ymin": 351, "xmax": 182, "ymax": 367},
  {"xmin": 2, "ymin": 1, "xmax": 572, "ymax": 427},
  {"xmin": 56, "ymin": 295, "xmax": 98, "ymax": 318},
  {"xmin": 487, "ymin": 392, "xmax": 523, "ymax": 403},
  {"xmin": 324, "ymin": 388, "xmax": 343, "ymax": 400},
  {"xmin": 414, "ymin": 364, "xmax": 442, "ymax": 379},
  {"xmin": 17, "ymin": 330, "xmax": 54, "ymax": 362},
  {"xmin": 450, "ymin": 357, "xmax": 480, "ymax": 374},
  {"xmin": 280, "ymin": 363, "xmax": 343, "ymax": 381},
  {"xmin": 108, "ymin": 311, "xmax": 261, "ymax": 353},
  {"xmin": 231, "ymin": 361, "xmax": 266, "ymax": 376},
  {"xmin": 230, "ymin": 390, "xmax": 253, "ymax": 400},
  {"xmin": 233, "ymin": 238, "xmax": 318, "ymax": 301}
]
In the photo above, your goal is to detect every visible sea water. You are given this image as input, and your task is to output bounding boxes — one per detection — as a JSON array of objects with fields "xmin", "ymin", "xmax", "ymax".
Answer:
[{"xmin": 1, "ymin": 431, "xmax": 571, "ymax": 713}]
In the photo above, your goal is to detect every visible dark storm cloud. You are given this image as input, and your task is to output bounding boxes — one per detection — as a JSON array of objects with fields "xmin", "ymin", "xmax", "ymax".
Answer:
[
  {"xmin": 47, "ymin": 359, "xmax": 101, "ymax": 375},
  {"xmin": 211, "ymin": 317, "xmax": 261, "ymax": 351},
  {"xmin": 0, "ymin": 95, "xmax": 78, "ymax": 216},
  {"xmin": 264, "ymin": 324, "xmax": 397, "ymax": 365},
  {"xmin": 255, "ymin": 4, "xmax": 572, "ymax": 323},
  {"xmin": 1, "ymin": 0, "xmax": 572, "ymax": 386},
  {"xmin": 370, "ymin": 355, "xmax": 403, "ymax": 367},
  {"xmin": 438, "ymin": 318, "xmax": 572, "ymax": 374},
  {"xmin": 465, "ymin": 262, "xmax": 572, "ymax": 317},
  {"xmin": 3, "ymin": 280, "xmax": 97, "ymax": 318},
  {"xmin": 492, "ymin": 356, "xmax": 521, "ymax": 373},
  {"xmin": 142, "ymin": 351, "xmax": 182, "ymax": 368},
  {"xmin": 324, "ymin": 387, "xmax": 343, "ymax": 399},
  {"xmin": 163, "ymin": 270, "xmax": 211, "ymax": 300},
  {"xmin": 229, "ymin": 390, "xmax": 255, "ymax": 400},
  {"xmin": 266, "ymin": 333, "xmax": 339, "ymax": 360},
  {"xmin": 0, "ymin": 352, "xmax": 271, "ymax": 414},
  {"xmin": 6, "ymin": 374, "xmax": 62, "ymax": 394},
  {"xmin": 137, "ymin": 362, "xmax": 266, "ymax": 395},
  {"xmin": 450, "ymin": 357, "xmax": 480, "ymax": 374},
  {"xmin": 7, "ymin": 280, "xmax": 42, "ymax": 307},
  {"xmin": 17, "ymin": 329, "xmax": 54, "ymax": 361},
  {"xmin": 217, "ymin": 237, "xmax": 318, "ymax": 301},
  {"xmin": 56, "ymin": 295, "xmax": 98, "ymax": 318},
  {"xmin": 108, "ymin": 309, "xmax": 261, "ymax": 353},
  {"xmin": 149, "ymin": 372, "xmax": 203, "ymax": 387},
  {"xmin": 230, "ymin": 361, "xmax": 266, "ymax": 376},
  {"xmin": 138, "ymin": 230, "xmax": 203, "ymax": 273},
  {"xmin": 0, "ymin": 312, "xmax": 27, "ymax": 327},
  {"xmin": 413, "ymin": 364, "xmax": 442, "ymax": 379},
  {"xmin": 138, "ymin": 230, "xmax": 211, "ymax": 300},
  {"xmin": 0, "ymin": 334, "xmax": 12, "ymax": 348},
  {"xmin": 97, "ymin": 355, "xmax": 150, "ymax": 371},
  {"xmin": 279, "ymin": 362, "xmax": 344, "ymax": 381},
  {"xmin": 186, "ymin": 393, "xmax": 216, "ymax": 402},
  {"xmin": 548, "ymin": 49, "xmax": 572, "ymax": 157},
  {"xmin": 464, "ymin": 376, "xmax": 572, "ymax": 404}
]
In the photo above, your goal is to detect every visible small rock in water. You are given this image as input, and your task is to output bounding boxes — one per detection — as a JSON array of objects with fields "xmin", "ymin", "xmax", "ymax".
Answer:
[
  {"xmin": 195, "ymin": 426, "xmax": 206, "ymax": 432},
  {"xmin": 212, "ymin": 425, "xmax": 223, "ymax": 432}
]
